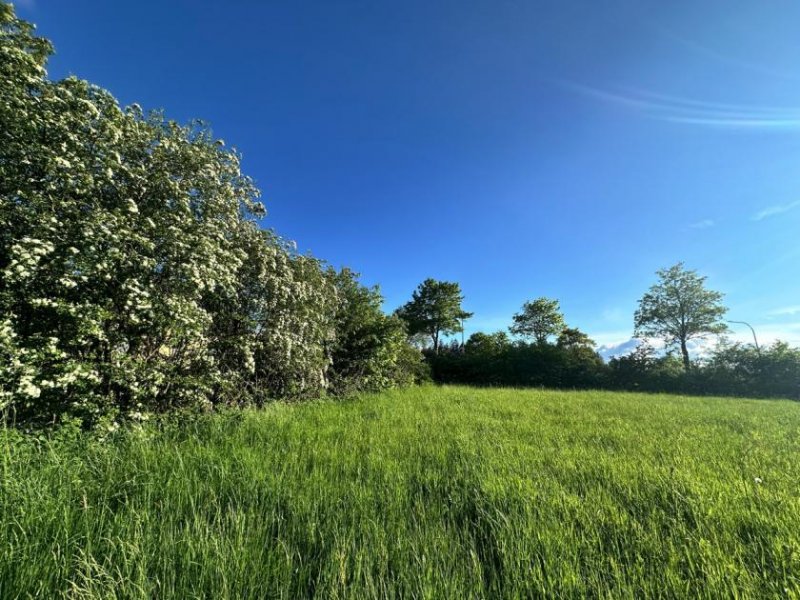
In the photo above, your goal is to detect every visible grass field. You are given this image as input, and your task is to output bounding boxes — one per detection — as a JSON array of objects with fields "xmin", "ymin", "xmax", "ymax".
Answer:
[{"xmin": 2, "ymin": 386, "xmax": 799, "ymax": 598}]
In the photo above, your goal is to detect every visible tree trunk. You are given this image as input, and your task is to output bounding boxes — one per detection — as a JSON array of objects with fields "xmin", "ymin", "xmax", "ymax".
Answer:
[
  {"xmin": 680, "ymin": 338, "xmax": 690, "ymax": 371},
  {"xmin": 432, "ymin": 330, "xmax": 439, "ymax": 354}
]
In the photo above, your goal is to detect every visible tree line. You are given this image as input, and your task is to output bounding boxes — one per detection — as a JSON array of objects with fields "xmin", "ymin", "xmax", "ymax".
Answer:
[{"xmin": 395, "ymin": 267, "xmax": 799, "ymax": 400}]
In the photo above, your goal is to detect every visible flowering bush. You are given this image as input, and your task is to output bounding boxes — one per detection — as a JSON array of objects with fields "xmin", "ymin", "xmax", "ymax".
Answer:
[{"xmin": 0, "ymin": 3, "xmax": 421, "ymax": 426}]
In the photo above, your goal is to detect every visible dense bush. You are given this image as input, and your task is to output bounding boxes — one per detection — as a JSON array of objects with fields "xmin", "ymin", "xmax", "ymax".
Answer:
[
  {"xmin": 429, "ymin": 334, "xmax": 607, "ymax": 390},
  {"xmin": 698, "ymin": 341, "xmax": 800, "ymax": 399},
  {"xmin": 606, "ymin": 344, "xmax": 685, "ymax": 393},
  {"xmin": 0, "ymin": 4, "xmax": 422, "ymax": 426},
  {"xmin": 327, "ymin": 268, "xmax": 428, "ymax": 395}
]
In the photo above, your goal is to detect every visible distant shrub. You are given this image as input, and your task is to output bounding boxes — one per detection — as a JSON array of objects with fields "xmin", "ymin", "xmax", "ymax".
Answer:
[
  {"xmin": 607, "ymin": 343, "xmax": 684, "ymax": 393},
  {"xmin": 606, "ymin": 341, "xmax": 800, "ymax": 400},
  {"xmin": 429, "ymin": 335, "xmax": 606, "ymax": 390},
  {"xmin": 699, "ymin": 341, "xmax": 800, "ymax": 399}
]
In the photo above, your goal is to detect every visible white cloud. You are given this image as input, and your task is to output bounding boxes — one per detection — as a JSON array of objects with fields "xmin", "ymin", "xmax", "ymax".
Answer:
[
  {"xmin": 688, "ymin": 219, "xmax": 715, "ymax": 229},
  {"xmin": 768, "ymin": 305, "xmax": 800, "ymax": 317},
  {"xmin": 591, "ymin": 329, "xmax": 635, "ymax": 347},
  {"xmin": 752, "ymin": 200, "xmax": 800, "ymax": 221},
  {"xmin": 594, "ymin": 324, "xmax": 800, "ymax": 362},
  {"xmin": 716, "ymin": 320, "xmax": 800, "ymax": 350},
  {"xmin": 733, "ymin": 322, "xmax": 800, "ymax": 346},
  {"xmin": 596, "ymin": 336, "xmax": 723, "ymax": 362},
  {"xmin": 597, "ymin": 338, "xmax": 643, "ymax": 361}
]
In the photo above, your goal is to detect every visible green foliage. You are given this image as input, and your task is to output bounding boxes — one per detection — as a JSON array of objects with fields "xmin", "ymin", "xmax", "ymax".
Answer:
[
  {"xmin": 435, "ymin": 303, "xmax": 605, "ymax": 389},
  {"xmin": 2, "ymin": 386, "xmax": 799, "ymax": 598},
  {"xmin": 703, "ymin": 340, "xmax": 800, "ymax": 399},
  {"xmin": 465, "ymin": 331, "xmax": 511, "ymax": 357},
  {"xmin": 509, "ymin": 297, "xmax": 566, "ymax": 344},
  {"xmin": 605, "ymin": 339, "xmax": 800, "ymax": 399},
  {"xmin": 556, "ymin": 326, "xmax": 594, "ymax": 349},
  {"xmin": 433, "ymin": 338, "xmax": 606, "ymax": 389},
  {"xmin": 396, "ymin": 278, "xmax": 472, "ymax": 353},
  {"xmin": 435, "ymin": 331, "xmax": 798, "ymax": 400},
  {"xmin": 328, "ymin": 268, "xmax": 426, "ymax": 394},
  {"xmin": 635, "ymin": 263, "xmax": 728, "ymax": 370},
  {"xmin": 607, "ymin": 342, "xmax": 685, "ymax": 392},
  {"xmin": 392, "ymin": 338, "xmax": 432, "ymax": 385}
]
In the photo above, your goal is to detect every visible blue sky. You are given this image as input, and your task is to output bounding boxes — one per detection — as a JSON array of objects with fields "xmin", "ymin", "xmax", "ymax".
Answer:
[{"xmin": 16, "ymin": 0, "xmax": 800, "ymax": 354}]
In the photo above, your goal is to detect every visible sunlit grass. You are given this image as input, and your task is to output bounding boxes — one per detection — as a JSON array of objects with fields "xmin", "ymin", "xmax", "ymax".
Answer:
[{"xmin": 2, "ymin": 386, "xmax": 799, "ymax": 598}]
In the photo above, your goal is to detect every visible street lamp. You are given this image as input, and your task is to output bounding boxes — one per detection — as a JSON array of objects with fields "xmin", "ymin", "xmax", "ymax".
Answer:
[{"xmin": 726, "ymin": 319, "xmax": 761, "ymax": 354}]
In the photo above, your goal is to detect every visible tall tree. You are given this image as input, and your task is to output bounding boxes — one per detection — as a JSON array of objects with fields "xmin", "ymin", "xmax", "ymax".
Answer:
[
  {"xmin": 634, "ymin": 263, "xmax": 728, "ymax": 371},
  {"xmin": 509, "ymin": 297, "xmax": 565, "ymax": 344},
  {"xmin": 396, "ymin": 279, "xmax": 472, "ymax": 353}
]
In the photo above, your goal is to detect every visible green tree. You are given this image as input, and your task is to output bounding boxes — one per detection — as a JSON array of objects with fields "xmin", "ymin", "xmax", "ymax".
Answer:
[
  {"xmin": 556, "ymin": 327, "xmax": 595, "ymax": 350},
  {"xmin": 509, "ymin": 297, "xmax": 565, "ymax": 344},
  {"xmin": 396, "ymin": 279, "xmax": 472, "ymax": 353},
  {"xmin": 634, "ymin": 263, "xmax": 728, "ymax": 371},
  {"xmin": 465, "ymin": 331, "xmax": 511, "ymax": 357},
  {"xmin": 328, "ymin": 268, "xmax": 422, "ymax": 393}
]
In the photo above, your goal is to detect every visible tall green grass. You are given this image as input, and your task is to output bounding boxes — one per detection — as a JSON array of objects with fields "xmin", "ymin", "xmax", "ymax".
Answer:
[{"xmin": 2, "ymin": 386, "xmax": 799, "ymax": 598}]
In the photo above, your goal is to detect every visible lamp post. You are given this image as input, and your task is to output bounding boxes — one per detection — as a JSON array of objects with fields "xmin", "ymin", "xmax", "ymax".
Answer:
[{"xmin": 727, "ymin": 320, "xmax": 761, "ymax": 355}]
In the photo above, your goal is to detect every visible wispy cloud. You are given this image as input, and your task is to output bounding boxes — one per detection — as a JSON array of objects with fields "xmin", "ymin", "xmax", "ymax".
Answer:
[
  {"xmin": 688, "ymin": 219, "xmax": 714, "ymax": 229},
  {"xmin": 592, "ymin": 330, "xmax": 636, "ymax": 348},
  {"xmin": 768, "ymin": 305, "xmax": 800, "ymax": 317},
  {"xmin": 752, "ymin": 200, "xmax": 800, "ymax": 221},
  {"xmin": 725, "ymin": 321, "xmax": 800, "ymax": 347},
  {"xmin": 656, "ymin": 29, "xmax": 800, "ymax": 81},
  {"xmin": 564, "ymin": 82, "xmax": 800, "ymax": 130}
]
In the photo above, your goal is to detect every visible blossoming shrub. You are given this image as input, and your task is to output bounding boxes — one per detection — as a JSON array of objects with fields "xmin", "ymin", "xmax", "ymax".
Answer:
[
  {"xmin": 0, "ymin": 3, "xmax": 422, "ymax": 425},
  {"xmin": 235, "ymin": 230, "xmax": 338, "ymax": 402}
]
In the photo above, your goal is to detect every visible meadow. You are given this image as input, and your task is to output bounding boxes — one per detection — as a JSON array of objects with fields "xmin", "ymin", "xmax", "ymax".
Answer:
[{"xmin": 2, "ymin": 386, "xmax": 799, "ymax": 598}]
